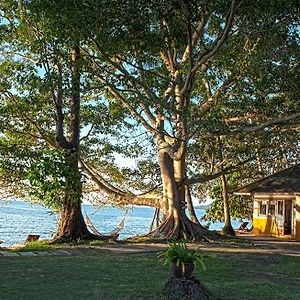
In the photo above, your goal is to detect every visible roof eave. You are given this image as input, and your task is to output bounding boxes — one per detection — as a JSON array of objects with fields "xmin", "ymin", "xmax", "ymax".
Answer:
[{"xmin": 234, "ymin": 191, "xmax": 252, "ymax": 195}]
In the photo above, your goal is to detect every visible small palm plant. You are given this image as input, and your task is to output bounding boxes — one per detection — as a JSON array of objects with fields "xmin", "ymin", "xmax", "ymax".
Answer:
[{"xmin": 158, "ymin": 242, "xmax": 206, "ymax": 279}]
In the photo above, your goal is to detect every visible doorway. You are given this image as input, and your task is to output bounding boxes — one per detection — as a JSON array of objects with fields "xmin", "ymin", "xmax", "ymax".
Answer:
[{"xmin": 284, "ymin": 201, "xmax": 292, "ymax": 235}]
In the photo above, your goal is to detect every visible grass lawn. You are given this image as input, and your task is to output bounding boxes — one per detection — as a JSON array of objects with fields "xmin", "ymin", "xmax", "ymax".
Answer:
[{"xmin": 0, "ymin": 251, "xmax": 299, "ymax": 300}]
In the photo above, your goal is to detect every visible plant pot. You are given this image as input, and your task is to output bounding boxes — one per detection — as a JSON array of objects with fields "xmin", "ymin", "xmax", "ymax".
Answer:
[{"xmin": 171, "ymin": 262, "xmax": 194, "ymax": 279}]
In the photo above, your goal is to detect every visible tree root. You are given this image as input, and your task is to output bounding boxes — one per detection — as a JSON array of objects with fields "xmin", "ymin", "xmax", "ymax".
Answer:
[{"xmin": 146, "ymin": 213, "xmax": 220, "ymax": 242}]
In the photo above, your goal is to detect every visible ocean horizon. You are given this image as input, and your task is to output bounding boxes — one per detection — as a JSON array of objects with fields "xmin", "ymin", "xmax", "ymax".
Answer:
[{"xmin": 0, "ymin": 200, "xmax": 244, "ymax": 246}]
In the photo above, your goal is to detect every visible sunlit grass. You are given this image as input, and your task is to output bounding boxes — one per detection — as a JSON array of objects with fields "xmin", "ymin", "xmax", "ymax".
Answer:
[
  {"xmin": 0, "ymin": 251, "xmax": 299, "ymax": 299},
  {"xmin": 9, "ymin": 240, "xmax": 55, "ymax": 252},
  {"xmin": 9, "ymin": 239, "xmax": 109, "ymax": 252}
]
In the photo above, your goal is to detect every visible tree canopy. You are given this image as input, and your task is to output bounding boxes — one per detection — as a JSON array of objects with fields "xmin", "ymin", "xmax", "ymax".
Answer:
[{"xmin": 0, "ymin": 0, "xmax": 299, "ymax": 241}]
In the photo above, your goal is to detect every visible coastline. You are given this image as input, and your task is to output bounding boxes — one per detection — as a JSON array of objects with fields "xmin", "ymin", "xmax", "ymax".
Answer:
[{"xmin": 0, "ymin": 200, "xmax": 247, "ymax": 247}]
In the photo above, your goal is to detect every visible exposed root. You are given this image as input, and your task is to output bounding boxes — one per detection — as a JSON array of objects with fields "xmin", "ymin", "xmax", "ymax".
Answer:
[
  {"xmin": 149, "ymin": 207, "xmax": 160, "ymax": 232},
  {"xmin": 145, "ymin": 212, "xmax": 220, "ymax": 242}
]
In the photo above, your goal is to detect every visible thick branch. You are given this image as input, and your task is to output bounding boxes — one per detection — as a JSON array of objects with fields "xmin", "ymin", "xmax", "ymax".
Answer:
[
  {"xmin": 54, "ymin": 60, "xmax": 67, "ymax": 147},
  {"xmin": 179, "ymin": 2, "xmax": 236, "ymax": 99},
  {"xmin": 86, "ymin": 42, "xmax": 158, "ymax": 128},
  {"xmin": 80, "ymin": 159, "xmax": 126, "ymax": 196},
  {"xmin": 68, "ymin": 45, "xmax": 81, "ymax": 149},
  {"xmin": 233, "ymin": 112, "xmax": 300, "ymax": 133},
  {"xmin": 80, "ymin": 159, "xmax": 162, "ymax": 208},
  {"xmin": 184, "ymin": 158, "xmax": 251, "ymax": 186},
  {"xmin": 136, "ymin": 55, "xmax": 158, "ymax": 127}
]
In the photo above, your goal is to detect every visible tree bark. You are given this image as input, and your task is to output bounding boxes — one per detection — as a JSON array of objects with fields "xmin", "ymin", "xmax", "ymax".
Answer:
[
  {"xmin": 147, "ymin": 150, "xmax": 210, "ymax": 240},
  {"xmin": 220, "ymin": 173, "xmax": 236, "ymax": 236},
  {"xmin": 55, "ymin": 193, "xmax": 93, "ymax": 241},
  {"xmin": 53, "ymin": 45, "xmax": 108, "ymax": 242},
  {"xmin": 53, "ymin": 152, "xmax": 96, "ymax": 242},
  {"xmin": 218, "ymin": 137, "xmax": 235, "ymax": 236}
]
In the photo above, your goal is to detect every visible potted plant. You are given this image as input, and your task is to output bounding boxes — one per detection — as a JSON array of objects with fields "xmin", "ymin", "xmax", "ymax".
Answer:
[{"xmin": 158, "ymin": 242, "xmax": 206, "ymax": 279}]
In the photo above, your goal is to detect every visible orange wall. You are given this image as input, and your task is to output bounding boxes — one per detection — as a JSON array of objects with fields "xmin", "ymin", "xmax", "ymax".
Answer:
[{"xmin": 253, "ymin": 217, "xmax": 278, "ymax": 236}]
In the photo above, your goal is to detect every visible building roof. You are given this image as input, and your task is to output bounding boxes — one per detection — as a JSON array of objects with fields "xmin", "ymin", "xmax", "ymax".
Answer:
[{"xmin": 235, "ymin": 164, "xmax": 300, "ymax": 195}]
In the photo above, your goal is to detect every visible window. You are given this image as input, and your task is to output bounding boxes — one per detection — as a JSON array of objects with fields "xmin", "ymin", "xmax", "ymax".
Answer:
[
  {"xmin": 268, "ymin": 200, "xmax": 275, "ymax": 216},
  {"xmin": 259, "ymin": 201, "xmax": 267, "ymax": 215},
  {"xmin": 277, "ymin": 201, "xmax": 284, "ymax": 215}
]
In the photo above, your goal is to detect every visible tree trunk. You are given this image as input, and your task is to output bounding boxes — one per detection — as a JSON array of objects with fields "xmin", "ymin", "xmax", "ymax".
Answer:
[
  {"xmin": 217, "ymin": 136, "xmax": 235, "ymax": 236},
  {"xmin": 52, "ymin": 45, "xmax": 109, "ymax": 242},
  {"xmin": 54, "ymin": 202, "xmax": 112, "ymax": 242},
  {"xmin": 53, "ymin": 152, "xmax": 97, "ymax": 242},
  {"xmin": 55, "ymin": 196, "xmax": 93, "ymax": 241},
  {"xmin": 220, "ymin": 173, "xmax": 236, "ymax": 236},
  {"xmin": 147, "ymin": 151, "xmax": 210, "ymax": 241}
]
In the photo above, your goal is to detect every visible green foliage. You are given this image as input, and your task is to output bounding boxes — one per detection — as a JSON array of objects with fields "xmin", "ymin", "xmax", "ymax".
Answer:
[
  {"xmin": 203, "ymin": 196, "xmax": 252, "ymax": 224},
  {"xmin": 199, "ymin": 130, "xmax": 300, "ymax": 224},
  {"xmin": 1, "ymin": 0, "xmax": 300, "ymax": 225},
  {"xmin": 201, "ymin": 172, "xmax": 253, "ymax": 223},
  {"xmin": 0, "ymin": 134, "xmax": 39, "ymax": 199},
  {"xmin": 27, "ymin": 149, "xmax": 81, "ymax": 210},
  {"xmin": 158, "ymin": 242, "xmax": 206, "ymax": 271}
]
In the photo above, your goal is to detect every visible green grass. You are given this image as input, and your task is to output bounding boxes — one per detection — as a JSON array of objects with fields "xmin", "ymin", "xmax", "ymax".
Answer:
[
  {"xmin": 0, "ymin": 252, "xmax": 299, "ymax": 300},
  {"xmin": 10, "ymin": 240, "xmax": 57, "ymax": 252},
  {"xmin": 8, "ymin": 236, "xmax": 252, "ymax": 253},
  {"xmin": 9, "ymin": 239, "xmax": 109, "ymax": 252}
]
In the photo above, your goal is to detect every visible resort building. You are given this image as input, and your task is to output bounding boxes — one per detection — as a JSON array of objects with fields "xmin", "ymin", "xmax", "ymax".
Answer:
[{"xmin": 235, "ymin": 164, "xmax": 300, "ymax": 241}]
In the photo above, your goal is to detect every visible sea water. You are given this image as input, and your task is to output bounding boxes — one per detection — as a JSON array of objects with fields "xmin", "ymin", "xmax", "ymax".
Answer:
[{"xmin": 0, "ymin": 200, "xmax": 243, "ymax": 246}]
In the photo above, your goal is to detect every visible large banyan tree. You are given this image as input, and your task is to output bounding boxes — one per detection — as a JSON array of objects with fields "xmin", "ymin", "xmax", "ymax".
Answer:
[
  {"xmin": 0, "ymin": 0, "xmax": 299, "ymax": 241},
  {"xmin": 77, "ymin": 0, "xmax": 300, "ymax": 239}
]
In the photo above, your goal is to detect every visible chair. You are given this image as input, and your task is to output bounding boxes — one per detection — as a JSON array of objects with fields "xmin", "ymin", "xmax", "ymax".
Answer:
[{"xmin": 238, "ymin": 221, "xmax": 249, "ymax": 231}]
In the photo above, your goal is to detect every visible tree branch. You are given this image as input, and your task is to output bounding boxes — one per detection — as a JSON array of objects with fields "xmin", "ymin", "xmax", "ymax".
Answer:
[
  {"xmin": 1, "ymin": 90, "xmax": 57, "ymax": 147},
  {"xmin": 192, "ymin": 0, "xmax": 236, "ymax": 74},
  {"xmin": 0, "ymin": 51, "xmax": 38, "ymax": 64},
  {"xmin": 96, "ymin": 74, "xmax": 157, "ymax": 134},
  {"xmin": 181, "ymin": 16, "xmax": 209, "ymax": 63},
  {"xmin": 80, "ymin": 124, "xmax": 95, "ymax": 141},
  {"xmin": 80, "ymin": 159, "xmax": 162, "ymax": 208},
  {"xmin": 184, "ymin": 158, "xmax": 251, "ymax": 186},
  {"xmin": 233, "ymin": 112, "xmax": 300, "ymax": 133}
]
